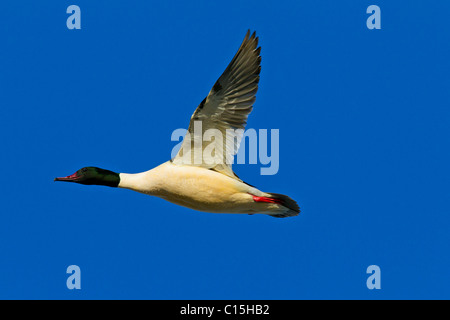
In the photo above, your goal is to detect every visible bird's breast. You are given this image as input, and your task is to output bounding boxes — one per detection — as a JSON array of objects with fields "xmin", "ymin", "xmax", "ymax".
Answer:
[{"xmin": 120, "ymin": 162, "xmax": 256, "ymax": 213}]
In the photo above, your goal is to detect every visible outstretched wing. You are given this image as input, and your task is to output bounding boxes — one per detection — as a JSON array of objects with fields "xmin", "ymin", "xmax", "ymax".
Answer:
[{"xmin": 171, "ymin": 30, "xmax": 261, "ymax": 179}]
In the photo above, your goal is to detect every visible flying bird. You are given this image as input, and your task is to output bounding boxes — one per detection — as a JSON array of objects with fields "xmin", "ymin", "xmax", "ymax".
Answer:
[{"xmin": 55, "ymin": 30, "xmax": 300, "ymax": 218}]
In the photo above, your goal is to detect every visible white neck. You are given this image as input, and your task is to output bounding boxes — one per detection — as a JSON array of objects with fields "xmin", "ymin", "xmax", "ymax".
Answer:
[{"xmin": 118, "ymin": 171, "xmax": 157, "ymax": 195}]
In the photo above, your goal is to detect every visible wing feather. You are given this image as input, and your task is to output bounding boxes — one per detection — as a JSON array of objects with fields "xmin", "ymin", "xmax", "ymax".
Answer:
[{"xmin": 172, "ymin": 30, "xmax": 261, "ymax": 179}]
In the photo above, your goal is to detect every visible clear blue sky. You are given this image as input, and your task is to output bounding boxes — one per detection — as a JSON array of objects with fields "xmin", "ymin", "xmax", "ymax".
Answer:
[{"xmin": 0, "ymin": 0, "xmax": 449, "ymax": 299}]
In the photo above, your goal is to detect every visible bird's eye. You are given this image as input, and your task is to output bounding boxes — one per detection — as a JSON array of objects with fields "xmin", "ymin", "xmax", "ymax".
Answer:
[{"xmin": 81, "ymin": 168, "xmax": 88, "ymax": 173}]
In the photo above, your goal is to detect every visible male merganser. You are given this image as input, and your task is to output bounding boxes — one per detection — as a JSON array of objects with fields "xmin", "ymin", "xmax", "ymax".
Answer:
[{"xmin": 55, "ymin": 31, "xmax": 300, "ymax": 218}]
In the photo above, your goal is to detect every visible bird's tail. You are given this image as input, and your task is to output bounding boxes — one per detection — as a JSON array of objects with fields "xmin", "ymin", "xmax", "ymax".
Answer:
[{"xmin": 257, "ymin": 193, "xmax": 300, "ymax": 218}]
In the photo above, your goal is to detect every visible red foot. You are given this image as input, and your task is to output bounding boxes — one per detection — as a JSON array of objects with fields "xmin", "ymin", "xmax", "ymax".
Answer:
[{"xmin": 251, "ymin": 194, "xmax": 283, "ymax": 204}]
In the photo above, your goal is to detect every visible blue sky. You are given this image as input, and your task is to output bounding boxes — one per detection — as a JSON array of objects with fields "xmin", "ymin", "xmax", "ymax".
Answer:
[{"xmin": 0, "ymin": 1, "xmax": 449, "ymax": 299}]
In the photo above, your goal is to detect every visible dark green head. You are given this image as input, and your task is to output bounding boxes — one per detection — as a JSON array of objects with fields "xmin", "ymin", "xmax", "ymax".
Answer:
[{"xmin": 54, "ymin": 167, "xmax": 120, "ymax": 187}]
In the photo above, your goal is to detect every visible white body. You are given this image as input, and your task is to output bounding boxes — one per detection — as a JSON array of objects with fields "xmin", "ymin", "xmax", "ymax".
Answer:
[{"xmin": 119, "ymin": 161, "xmax": 285, "ymax": 215}]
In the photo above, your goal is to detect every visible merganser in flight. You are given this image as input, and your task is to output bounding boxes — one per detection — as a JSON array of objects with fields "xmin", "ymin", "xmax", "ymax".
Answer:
[{"xmin": 55, "ymin": 31, "xmax": 300, "ymax": 218}]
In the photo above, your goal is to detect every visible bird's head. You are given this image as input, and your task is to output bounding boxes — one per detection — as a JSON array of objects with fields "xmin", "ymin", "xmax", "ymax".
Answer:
[{"xmin": 54, "ymin": 167, "xmax": 120, "ymax": 187}]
